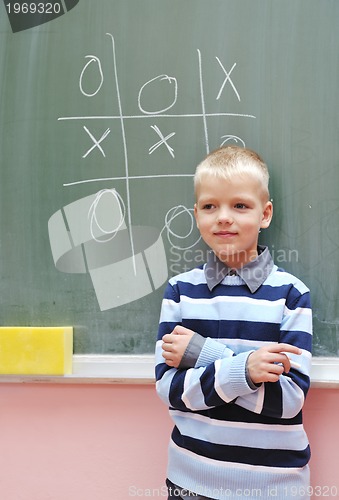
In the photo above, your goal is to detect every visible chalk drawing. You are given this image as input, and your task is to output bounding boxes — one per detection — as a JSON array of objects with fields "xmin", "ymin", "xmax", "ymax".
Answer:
[
  {"xmin": 82, "ymin": 126, "xmax": 111, "ymax": 158},
  {"xmin": 138, "ymin": 74, "xmax": 178, "ymax": 115},
  {"xmin": 216, "ymin": 59, "xmax": 241, "ymax": 102},
  {"xmin": 79, "ymin": 55, "xmax": 104, "ymax": 97},
  {"xmin": 149, "ymin": 125, "xmax": 176, "ymax": 158},
  {"xmin": 49, "ymin": 33, "xmax": 256, "ymax": 310}
]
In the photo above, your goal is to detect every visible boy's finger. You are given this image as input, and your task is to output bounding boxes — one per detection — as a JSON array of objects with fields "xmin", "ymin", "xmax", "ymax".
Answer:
[
  {"xmin": 162, "ymin": 334, "xmax": 173, "ymax": 343},
  {"xmin": 269, "ymin": 343, "xmax": 302, "ymax": 355},
  {"xmin": 278, "ymin": 354, "xmax": 291, "ymax": 373}
]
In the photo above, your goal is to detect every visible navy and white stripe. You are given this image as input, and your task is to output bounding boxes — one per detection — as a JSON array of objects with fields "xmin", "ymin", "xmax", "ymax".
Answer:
[{"xmin": 155, "ymin": 258, "xmax": 312, "ymax": 500}]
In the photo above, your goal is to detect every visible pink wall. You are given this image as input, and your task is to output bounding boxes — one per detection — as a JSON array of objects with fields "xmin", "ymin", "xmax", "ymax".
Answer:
[{"xmin": 0, "ymin": 383, "xmax": 337, "ymax": 500}]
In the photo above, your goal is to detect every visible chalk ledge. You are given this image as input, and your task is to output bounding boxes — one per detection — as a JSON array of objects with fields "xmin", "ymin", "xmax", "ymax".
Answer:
[{"xmin": 0, "ymin": 355, "xmax": 338, "ymax": 387}]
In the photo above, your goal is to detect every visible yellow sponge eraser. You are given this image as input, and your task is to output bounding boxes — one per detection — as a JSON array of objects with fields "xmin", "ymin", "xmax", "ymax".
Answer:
[{"xmin": 0, "ymin": 327, "xmax": 73, "ymax": 375}]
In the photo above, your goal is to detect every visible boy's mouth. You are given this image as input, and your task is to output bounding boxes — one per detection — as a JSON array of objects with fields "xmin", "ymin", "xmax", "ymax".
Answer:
[{"xmin": 214, "ymin": 231, "xmax": 237, "ymax": 237}]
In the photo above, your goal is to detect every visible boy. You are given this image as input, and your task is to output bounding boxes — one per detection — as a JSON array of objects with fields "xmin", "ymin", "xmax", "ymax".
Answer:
[{"xmin": 155, "ymin": 146, "xmax": 312, "ymax": 500}]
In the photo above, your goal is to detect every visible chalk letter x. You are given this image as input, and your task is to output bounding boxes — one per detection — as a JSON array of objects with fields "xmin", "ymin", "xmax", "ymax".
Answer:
[
  {"xmin": 215, "ymin": 58, "xmax": 241, "ymax": 102},
  {"xmin": 82, "ymin": 126, "xmax": 111, "ymax": 158},
  {"xmin": 149, "ymin": 125, "xmax": 176, "ymax": 158}
]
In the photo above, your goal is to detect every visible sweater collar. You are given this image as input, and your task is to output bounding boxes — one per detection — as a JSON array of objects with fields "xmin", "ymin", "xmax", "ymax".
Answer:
[{"xmin": 204, "ymin": 245, "xmax": 274, "ymax": 293}]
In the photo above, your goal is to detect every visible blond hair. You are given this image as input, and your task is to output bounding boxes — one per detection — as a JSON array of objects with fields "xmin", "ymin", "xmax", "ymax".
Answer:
[{"xmin": 194, "ymin": 146, "xmax": 270, "ymax": 200}]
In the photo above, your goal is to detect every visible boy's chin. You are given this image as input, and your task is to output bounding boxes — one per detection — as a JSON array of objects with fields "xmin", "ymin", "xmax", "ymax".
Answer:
[{"xmin": 215, "ymin": 248, "xmax": 258, "ymax": 267}]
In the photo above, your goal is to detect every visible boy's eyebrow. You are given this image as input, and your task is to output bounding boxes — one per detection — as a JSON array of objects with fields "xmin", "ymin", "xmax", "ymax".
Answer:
[
  {"xmin": 198, "ymin": 193, "xmax": 257, "ymax": 202},
  {"xmin": 231, "ymin": 194, "xmax": 257, "ymax": 202},
  {"xmin": 196, "ymin": 195, "xmax": 216, "ymax": 204}
]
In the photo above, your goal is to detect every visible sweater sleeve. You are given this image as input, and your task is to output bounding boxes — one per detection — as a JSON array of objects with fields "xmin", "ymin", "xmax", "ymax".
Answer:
[
  {"xmin": 235, "ymin": 286, "xmax": 313, "ymax": 419},
  {"xmin": 178, "ymin": 334, "xmax": 234, "ymax": 369},
  {"xmin": 155, "ymin": 280, "xmax": 312, "ymax": 418},
  {"xmin": 155, "ymin": 282, "xmax": 257, "ymax": 411}
]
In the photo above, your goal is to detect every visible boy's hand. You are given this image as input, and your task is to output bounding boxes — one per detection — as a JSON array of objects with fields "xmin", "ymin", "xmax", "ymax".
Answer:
[
  {"xmin": 247, "ymin": 343, "xmax": 302, "ymax": 384},
  {"xmin": 162, "ymin": 326, "xmax": 196, "ymax": 368}
]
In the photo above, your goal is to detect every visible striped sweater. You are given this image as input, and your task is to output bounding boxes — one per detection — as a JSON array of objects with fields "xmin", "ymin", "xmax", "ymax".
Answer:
[{"xmin": 155, "ymin": 250, "xmax": 312, "ymax": 500}]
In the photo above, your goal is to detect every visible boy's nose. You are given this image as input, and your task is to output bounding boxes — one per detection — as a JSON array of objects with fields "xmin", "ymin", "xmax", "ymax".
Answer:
[{"xmin": 217, "ymin": 208, "xmax": 233, "ymax": 224}]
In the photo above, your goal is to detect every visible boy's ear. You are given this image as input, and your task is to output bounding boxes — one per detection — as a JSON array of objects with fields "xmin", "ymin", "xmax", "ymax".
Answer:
[
  {"xmin": 260, "ymin": 201, "xmax": 273, "ymax": 229},
  {"xmin": 194, "ymin": 203, "xmax": 199, "ymax": 229}
]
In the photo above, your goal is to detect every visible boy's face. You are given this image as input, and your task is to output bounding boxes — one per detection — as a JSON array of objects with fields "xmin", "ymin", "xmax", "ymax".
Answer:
[{"xmin": 194, "ymin": 174, "xmax": 273, "ymax": 268}]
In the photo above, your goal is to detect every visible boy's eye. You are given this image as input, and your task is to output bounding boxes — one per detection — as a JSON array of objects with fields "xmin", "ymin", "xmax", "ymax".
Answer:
[
  {"xmin": 235, "ymin": 203, "xmax": 247, "ymax": 209},
  {"xmin": 202, "ymin": 203, "xmax": 214, "ymax": 210}
]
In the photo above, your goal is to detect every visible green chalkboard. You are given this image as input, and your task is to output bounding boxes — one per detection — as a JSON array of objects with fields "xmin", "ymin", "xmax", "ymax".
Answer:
[{"xmin": 0, "ymin": 0, "xmax": 338, "ymax": 356}]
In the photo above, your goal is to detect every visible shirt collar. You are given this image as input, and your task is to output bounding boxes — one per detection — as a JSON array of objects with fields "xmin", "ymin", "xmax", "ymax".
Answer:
[{"xmin": 204, "ymin": 245, "xmax": 274, "ymax": 293}]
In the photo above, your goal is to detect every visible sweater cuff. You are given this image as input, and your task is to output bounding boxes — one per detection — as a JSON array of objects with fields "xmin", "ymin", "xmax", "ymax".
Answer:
[
  {"xmin": 245, "ymin": 352, "xmax": 262, "ymax": 390},
  {"xmin": 228, "ymin": 351, "xmax": 260, "ymax": 398},
  {"xmin": 196, "ymin": 337, "xmax": 229, "ymax": 368},
  {"xmin": 178, "ymin": 333, "xmax": 205, "ymax": 369}
]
